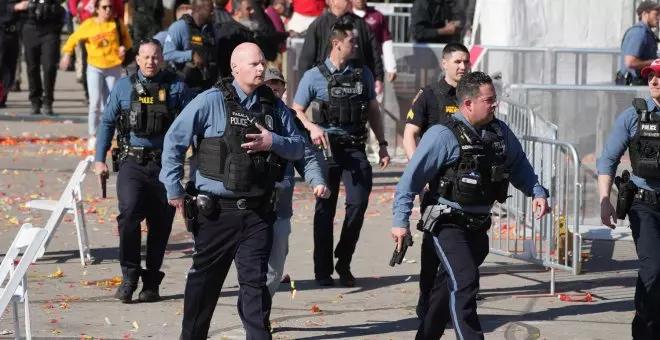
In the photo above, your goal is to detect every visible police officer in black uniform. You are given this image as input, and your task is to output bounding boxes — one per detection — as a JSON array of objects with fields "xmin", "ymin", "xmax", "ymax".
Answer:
[
  {"xmin": 598, "ymin": 59, "xmax": 660, "ymax": 340},
  {"xmin": 163, "ymin": 0, "xmax": 218, "ymax": 93},
  {"xmin": 392, "ymin": 72, "xmax": 550, "ymax": 340},
  {"xmin": 159, "ymin": 42, "xmax": 304, "ymax": 340},
  {"xmin": 402, "ymin": 42, "xmax": 471, "ymax": 319},
  {"xmin": 0, "ymin": 0, "xmax": 28, "ymax": 108},
  {"xmin": 94, "ymin": 39, "xmax": 195, "ymax": 303},
  {"xmin": 21, "ymin": 0, "xmax": 64, "ymax": 115}
]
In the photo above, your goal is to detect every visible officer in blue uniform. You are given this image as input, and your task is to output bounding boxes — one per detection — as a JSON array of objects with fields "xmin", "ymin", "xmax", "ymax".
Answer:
[
  {"xmin": 392, "ymin": 72, "xmax": 550, "ymax": 340},
  {"xmin": 163, "ymin": 0, "xmax": 217, "ymax": 93},
  {"xmin": 262, "ymin": 68, "xmax": 331, "ymax": 297},
  {"xmin": 94, "ymin": 39, "xmax": 195, "ymax": 303},
  {"xmin": 159, "ymin": 43, "xmax": 304, "ymax": 340},
  {"xmin": 292, "ymin": 21, "xmax": 391, "ymax": 287},
  {"xmin": 598, "ymin": 59, "xmax": 660, "ymax": 340},
  {"xmin": 616, "ymin": 1, "xmax": 660, "ymax": 85}
]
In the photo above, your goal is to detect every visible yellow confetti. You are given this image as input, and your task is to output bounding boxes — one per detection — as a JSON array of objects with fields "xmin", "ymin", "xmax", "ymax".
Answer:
[
  {"xmin": 48, "ymin": 268, "xmax": 64, "ymax": 278},
  {"xmin": 51, "ymin": 329, "xmax": 62, "ymax": 335},
  {"xmin": 132, "ymin": 321, "xmax": 139, "ymax": 330},
  {"xmin": 290, "ymin": 289, "xmax": 297, "ymax": 299}
]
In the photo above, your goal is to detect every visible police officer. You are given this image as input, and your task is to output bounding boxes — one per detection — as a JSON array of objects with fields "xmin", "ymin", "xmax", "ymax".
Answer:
[
  {"xmin": 94, "ymin": 39, "xmax": 195, "ymax": 303},
  {"xmin": 159, "ymin": 43, "xmax": 304, "ymax": 340},
  {"xmin": 292, "ymin": 22, "xmax": 391, "ymax": 287},
  {"xmin": 402, "ymin": 42, "xmax": 471, "ymax": 319},
  {"xmin": 21, "ymin": 0, "xmax": 64, "ymax": 115},
  {"xmin": 392, "ymin": 72, "xmax": 550, "ymax": 340},
  {"xmin": 403, "ymin": 43, "xmax": 471, "ymax": 159},
  {"xmin": 0, "ymin": 0, "xmax": 28, "ymax": 108},
  {"xmin": 262, "ymin": 67, "xmax": 330, "ymax": 297},
  {"xmin": 163, "ymin": 0, "xmax": 217, "ymax": 93},
  {"xmin": 616, "ymin": 1, "xmax": 660, "ymax": 86},
  {"xmin": 598, "ymin": 59, "xmax": 660, "ymax": 339}
]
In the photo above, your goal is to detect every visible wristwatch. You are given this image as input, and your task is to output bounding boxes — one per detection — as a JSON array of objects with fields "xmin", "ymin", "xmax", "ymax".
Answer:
[{"xmin": 378, "ymin": 141, "xmax": 389, "ymax": 147}]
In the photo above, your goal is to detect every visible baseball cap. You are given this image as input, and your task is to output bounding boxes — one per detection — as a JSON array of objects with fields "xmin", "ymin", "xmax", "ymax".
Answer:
[
  {"xmin": 637, "ymin": 0, "xmax": 660, "ymax": 15},
  {"xmin": 641, "ymin": 59, "xmax": 660, "ymax": 77},
  {"xmin": 264, "ymin": 68, "xmax": 286, "ymax": 83}
]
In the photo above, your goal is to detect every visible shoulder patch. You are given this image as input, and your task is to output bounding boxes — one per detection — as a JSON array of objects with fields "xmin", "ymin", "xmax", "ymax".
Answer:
[
  {"xmin": 406, "ymin": 109, "xmax": 414, "ymax": 120},
  {"xmin": 412, "ymin": 89, "xmax": 423, "ymax": 104}
]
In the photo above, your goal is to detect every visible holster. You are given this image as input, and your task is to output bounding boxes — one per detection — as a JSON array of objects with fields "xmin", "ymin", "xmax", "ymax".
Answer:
[
  {"xmin": 111, "ymin": 148, "xmax": 121, "ymax": 172},
  {"xmin": 615, "ymin": 172, "xmax": 637, "ymax": 219},
  {"xmin": 417, "ymin": 204, "xmax": 491, "ymax": 233},
  {"xmin": 183, "ymin": 181, "xmax": 199, "ymax": 234}
]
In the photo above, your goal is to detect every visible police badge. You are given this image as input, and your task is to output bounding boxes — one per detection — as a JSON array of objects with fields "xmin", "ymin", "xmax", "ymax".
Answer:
[
  {"xmin": 265, "ymin": 115, "xmax": 274, "ymax": 130},
  {"xmin": 158, "ymin": 89, "xmax": 166, "ymax": 102}
]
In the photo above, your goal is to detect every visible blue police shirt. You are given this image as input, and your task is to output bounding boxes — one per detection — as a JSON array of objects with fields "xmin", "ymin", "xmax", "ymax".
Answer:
[
  {"xmin": 159, "ymin": 80, "xmax": 306, "ymax": 200},
  {"xmin": 153, "ymin": 31, "xmax": 168, "ymax": 45},
  {"xmin": 619, "ymin": 21, "xmax": 659, "ymax": 79},
  {"xmin": 597, "ymin": 97, "xmax": 660, "ymax": 191},
  {"xmin": 163, "ymin": 18, "xmax": 215, "ymax": 65},
  {"xmin": 392, "ymin": 112, "xmax": 549, "ymax": 228},
  {"xmin": 94, "ymin": 70, "xmax": 195, "ymax": 162},
  {"xmin": 274, "ymin": 138, "xmax": 327, "ymax": 218},
  {"xmin": 293, "ymin": 58, "xmax": 376, "ymax": 136}
]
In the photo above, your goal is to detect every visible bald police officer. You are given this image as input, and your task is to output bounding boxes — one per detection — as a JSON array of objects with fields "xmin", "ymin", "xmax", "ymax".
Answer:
[{"xmin": 160, "ymin": 43, "xmax": 304, "ymax": 340}]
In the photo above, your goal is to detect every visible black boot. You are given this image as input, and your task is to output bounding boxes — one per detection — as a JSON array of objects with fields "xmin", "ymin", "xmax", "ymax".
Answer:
[
  {"xmin": 138, "ymin": 271, "xmax": 164, "ymax": 303},
  {"xmin": 41, "ymin": 105, "xmax": 55, "ymax": 116},
  {"xmin": 335, "ymin": 259, "xmax": 356, "ymax": 287},
  {"xmin": 30, "ymin": 102, "xmax": 41, "ymax": 115},
  {"xmin": 114, "ymin": 279, "xmax": 138, "ymax": 303}
]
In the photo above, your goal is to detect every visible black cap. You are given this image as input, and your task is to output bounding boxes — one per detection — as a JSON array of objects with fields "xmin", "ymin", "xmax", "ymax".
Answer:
[
  {"xmin": 264, "ymin": 68, "xmax": 286, "ymax": 83},
  {"xmin": 637, "ymin": 0, "xmax": 660, "ymax": 15}
]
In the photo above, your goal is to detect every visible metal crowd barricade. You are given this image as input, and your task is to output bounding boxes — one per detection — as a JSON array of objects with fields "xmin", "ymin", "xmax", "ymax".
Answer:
[{"xmin": 489, "ymin": 136, "xmax": 583, "ymax": 296}]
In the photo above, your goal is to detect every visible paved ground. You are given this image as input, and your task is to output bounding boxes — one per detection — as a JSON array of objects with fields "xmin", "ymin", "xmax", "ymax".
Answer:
[{"xmin": 0, "ymin": 68, "xmax": 641, "ymax": 340}]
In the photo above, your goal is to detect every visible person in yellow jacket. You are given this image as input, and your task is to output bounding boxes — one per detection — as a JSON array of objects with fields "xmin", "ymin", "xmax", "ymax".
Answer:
[{"xmin": 59, "ymin": 0, "xmax": 132, "ymax": 151}]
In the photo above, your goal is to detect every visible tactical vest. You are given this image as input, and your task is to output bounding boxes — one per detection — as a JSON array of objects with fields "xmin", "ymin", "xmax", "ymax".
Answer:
[
  {"xmin": 197, "ymin": 78, "xmax": 286, "ymax": 193},
  {"xmin": 118, "ymin": 72, "xmax": 179, "ymax": 139},
  {"xmin": 180, "ymin": 14, "xmax": 218, "ymax": 90},
  {"xmin": 428, "ymin": 82, "xmax": 459, "ymax": 117},
  {"xmin": 432, "ymin": 117, "xmax": 510, "ymax": 206},
  {"xmin": 629, "ymin": 98, "xmax": 660, "ymax": 179},
  {"xmin": 315, "ymin": 62, "xmax": 369, "ymax": 128},
  {"xmin": 27, "ymin": 0, "xmax": 62, "ymax": 21}
]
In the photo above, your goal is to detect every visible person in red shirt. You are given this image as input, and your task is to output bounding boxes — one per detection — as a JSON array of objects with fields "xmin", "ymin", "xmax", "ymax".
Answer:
[
  {"xmin": 287, "ymin": 0, "xmax": 325, "ymax": 33},
  {"xmin": 351, "ymin": 0, "xmax": 396, "ymax": 83}
]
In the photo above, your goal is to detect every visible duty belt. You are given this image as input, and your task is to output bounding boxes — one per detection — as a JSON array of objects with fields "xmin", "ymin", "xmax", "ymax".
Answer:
[
  {"xmin": 121, "ymin": 146, "xmax": 162, "ymax": 164},
  {"xmin": 196, "ymin": 192, "xmax": 265, "ymax": 215},
  {"xmin": 329, "ymin": 134, "xmax": 367, "ymax": 146},
  {"xmin": 635, "ymin": 188, "xmax": 660, "ymax": 205},
  {"xmin": 1, "ymin": 25, "xmax": 17, "ymax": 33}
]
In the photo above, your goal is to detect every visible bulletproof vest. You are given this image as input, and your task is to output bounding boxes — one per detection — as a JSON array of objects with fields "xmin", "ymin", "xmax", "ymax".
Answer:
[
  {"xmin": 316, "ymin": 62, "xmax": 369, "ymax": 128},
  {"xmin": 431, "ymin": 117, "xmax": 510, "ymax": 206},
  {"xmin": 428, "ymin": 82, "xmax": 459, "ymax": 118},
  {"xmin": 118, "ymin": 72, "xmax": 179, "ymax": 139},
  {"xmin": 180, "ymin": 14, "xmax": 218, "ymax": 90},
  {"xmin": 27, "ymin": 0, "xmax": 62, "ymax": 21},
  {"xmin": 197, "ymin": 78, "xmax": 286, "ymax": 193},
  {"xmin": 629, "ymin": 98, "xmax": 660, "ymax": 179}
]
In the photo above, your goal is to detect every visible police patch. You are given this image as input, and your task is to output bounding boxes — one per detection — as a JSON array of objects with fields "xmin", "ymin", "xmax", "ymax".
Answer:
[
  {"xmin": 406, "ymin": 109, "xmax": 414, "ymax": 120},
  {"xmin": 445, "ymin": 105, "xmax": 458, "ymax": 114},
  {"xmin": 158, "ymin": 89, "xmax": 166, "ymax": 102},
  {"xmin": 265, "ymin": 115, "xmax": 274, "ymax": 130},
  {"xmin": 412, "ymin": 89, "xmax": 423, "ymax": 104}
]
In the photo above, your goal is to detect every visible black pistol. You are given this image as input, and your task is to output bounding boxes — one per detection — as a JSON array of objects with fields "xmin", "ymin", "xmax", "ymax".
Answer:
[
  {"xmin": 100, "ymin": 172, "xmax": 109, "ymax": 199},
  {"xmin": 614, "ymin": 170, "xmax": 636, "ymax": 220},
  {"xmin": 389, "ymin": 233, "xmax": 414, "ymax": 267}
]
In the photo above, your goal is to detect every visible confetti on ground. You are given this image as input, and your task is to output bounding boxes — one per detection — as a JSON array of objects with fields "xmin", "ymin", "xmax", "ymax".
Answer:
[
  {"xmin": 81, "ymin": 276, "xmax": 122, "ymax": 287},
  {"xmin": 310, "ymin": 305, "xmax": 321, "ymax": 313},
  {"xmin": 48, "ymin": 268, "xmax": 64, "ymax": 278},
  {"xmin": 132, "ymin": 321, "xmax": 139, "ymax": 330}
]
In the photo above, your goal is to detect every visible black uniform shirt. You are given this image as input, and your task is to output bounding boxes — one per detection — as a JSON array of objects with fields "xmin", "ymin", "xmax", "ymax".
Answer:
[{"xmin": 405, "ymin": 77, "xmax": 458, "ymax": 135}]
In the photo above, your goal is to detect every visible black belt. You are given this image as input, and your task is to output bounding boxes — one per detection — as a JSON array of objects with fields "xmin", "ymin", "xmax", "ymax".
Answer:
[
  {"xmin": 196, "ymin": 192, "xmax": 264, "ymax": 212},
  {"xmin": 121, "ymin": 146, "xmax": 162, "ymax": 163},
  {"xmin": 329, "ymin": 134, "xmax": 366, "ymax": 146},
  {"xmin": 1, "ymin": 25, "xmax": 17, "ymax": 33},
  {"xmin": 635, "ymin": 189, "xmax": 660, "ymax": 205}
]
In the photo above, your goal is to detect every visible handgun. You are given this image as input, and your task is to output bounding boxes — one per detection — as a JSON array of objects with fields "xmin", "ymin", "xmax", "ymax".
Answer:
[
  {"xmin": 100, "ymin": 172, "xmax": 109, "ymax": 199},
  {"xmin": 389, "ymin": 233, "xmax": 414, "ymax": 267}
]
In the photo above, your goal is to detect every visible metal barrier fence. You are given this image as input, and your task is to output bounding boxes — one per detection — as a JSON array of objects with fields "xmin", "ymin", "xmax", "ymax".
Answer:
[
  {"xmin": 490, "ymin": 136, "xmax": 583, "ymax": 295},
  {"xmin": 367, "ymin": 2, "xmax": 412, "ymax": 43}
]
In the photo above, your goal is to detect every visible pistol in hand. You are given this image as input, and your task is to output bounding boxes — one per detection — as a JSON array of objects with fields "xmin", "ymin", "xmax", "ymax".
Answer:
[
  {"xmin": 389, "ymin": 234, "xmax": 414, "ymax": 267},
  {"xmin": 100, "ymin": 172, "xmax": 109, "ymax": 199}
]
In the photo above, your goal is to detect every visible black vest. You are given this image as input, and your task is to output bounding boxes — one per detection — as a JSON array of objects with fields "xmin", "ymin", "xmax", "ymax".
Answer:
[
  {"xmin": 427, "ymin": 81, "xmax": 458, "ymax": 120},
  {"xmin": 180, "ymin": 14, "xmax": 218, "ymax": 90},
  {"xmin": 27, "ymin": 0, "xmax": 62, "ymax": 22},
  {"xmin": 118, "ymin": 71, "xmax": 179, "ymax": 139},
  {"xmin": 431, "ymin": 117, "xmax": 510, "ymax": 206},
  {"xmin": 629, "ymin": 98, "xmax": 660, "ymax": 179},
  {"xmin": 316, "ymin": 62, "xmax": 369, "ymax": 129},
  {"xmin": 197, "ymin": 78, "xmax": 286, "ymax": 193}
]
